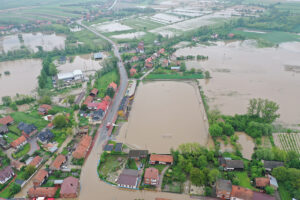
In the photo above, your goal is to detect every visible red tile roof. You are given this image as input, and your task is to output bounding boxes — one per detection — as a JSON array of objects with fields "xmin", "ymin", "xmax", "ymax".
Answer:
[
  {"xmin": 83, "ymin": 95, "xmax": 94, "ymax": 105},
  {"xmin": 33, "ymin": 169, "xmax": 48, "ymax": 186},
  {"xmin": 29, "ymin": 156, "xmax": 43, "ymax": 168},
  {"xmin": 158, "ymin": 48, "xmax": 165, "ymax": 54},
  {"xmin": 130, "ymin": 68, "xmax": 137, "ymax": 76},
  {"xmin": 145, "ymin": 57, "xmax": 152, "ymax": 63},
  {"xmin": 145, "ymin": 62, "xmax": 153, "ymax": 68},
  {"xmin": 39, "ymin": 104, "xmax": 52, "ymax": 111},
  {"xmin": 231, "ymin": 185, "xmax": 253, "ymax": 200},
  {"xmin": 108, "ymin": 82, "xmax": 117, "ymax": 91},
  {"xmin": 255, "ymin": 177, "xmax": 270, "ymax": 187},
  {"xmin": 103, "ymin": 95, "xmax": 111, "ymax": 103},
  {"xmin": 150, "ymin": 154, "xmax": 173, "ymax": 163},
  {"xmin": 0, "ymin": 115, "xmax": 14, "ymax": 125},
  {"xmin": 72, "ymin": 135, "xmax": 92, "ymax": 159},
  {"xmin": 60, "ymin": 176, "xmax": 79, "ymax": 198},
  {"xmin": 97, "ymin": 101, "xmax": 109, "ymax": 111},
  {"xmin": 144, "ymin": 168, "xmax": 159, "ymax": 180},
  {"xmin": 90, "ymin": 88, "xmax": 99, "ymax": 96},
  {"xmin": 11, "ymin": 160, "xmax": 25, "ymax": 171},
  {"xmin": 50, "ymin": 155, "xmax": 66, "ymax": 170},
  {"xmin": 28, "ymin": 187, "xmax": 57, "ymax": 198},
  {"xmin": 10, "ymin": 135, "xmax": 26, "ymax": 148}
]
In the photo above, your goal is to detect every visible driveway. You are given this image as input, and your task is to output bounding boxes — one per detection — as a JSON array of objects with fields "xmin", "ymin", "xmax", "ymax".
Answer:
[{"xmin": 28, "ymin": 137, "xmax": 39, "ymax": 155}]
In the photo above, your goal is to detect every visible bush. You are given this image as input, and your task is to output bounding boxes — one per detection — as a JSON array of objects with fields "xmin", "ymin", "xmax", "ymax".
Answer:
[
  {"xmin": 265, "ymin": 186, "xmax": 275, "ymax": 195},
  {"xmin": 209, "ymin": 124, "xmax": 223, "ymax": 137}
]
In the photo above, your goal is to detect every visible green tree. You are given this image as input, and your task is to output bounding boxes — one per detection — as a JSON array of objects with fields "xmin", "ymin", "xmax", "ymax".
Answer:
[
  {"xmin": 38, "ymin": 96, "xmax": 52, "ymax": 105},
  {"xmin": 24, "ymin": 165, "xmax": 35, "ymax": 179},
  {"xmin": 205, "ymin": 71, "xmax": 211, "ymax": 79},
  {"xmin": 198, "ymin": 155, "xmax": 208, "ymax": 168},
  {"xmin": 106, "ymin": 87, "xmax": 115, "ymax": 98},
  {"xmin": 2, "ymin": 96, "xmax": 12, "ymax": 106},
  {"xmin": 209, "ymin": 124, "xmax": 223, "ymax": 137},
  {"xmin": 9, "ymin": 183, "xmax": 21, "ymax": 195},
  {"xmin": 261, "ymin": 99, "xmax": 280, "ymax": 123},
  {"xmin": 180, "ymin": 62, "xmax": 186, "ymax": 72},
  {"xmin": 265, "ymin": 186, "xmax": 275, "ymax": 195},
  {"xmin": 190, "ymin": 168, "xmax": 205, "ymax": 186},
  {"xmin": 53, "ymin": 115, "xmax": 67, "ymax": 128},
  {"xmin": 67, "ymin": 95, "xmax": 75, "ymax": 105},
  {"xmin": 208, "ymin": 169, "xmax": 220, "ymax": 185}
]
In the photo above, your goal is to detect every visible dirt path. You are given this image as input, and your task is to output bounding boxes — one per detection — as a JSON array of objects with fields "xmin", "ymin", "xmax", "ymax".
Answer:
[{"xmin": 157, "ymin": 166, "xmax": 169, "ymax": 192}]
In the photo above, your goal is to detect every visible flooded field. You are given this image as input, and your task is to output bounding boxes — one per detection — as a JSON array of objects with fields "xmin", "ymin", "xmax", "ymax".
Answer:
[
  {"xmin": 92, "ymin": 22, "xmax": 132, "ymax": 33},
  {"xmin": 111, "ymin": 31, "xmax": 146, "ymax": 39},
  {"xmin": 56, "ymin": 54, "xmax": 104, "ymax": 75},
  {"xmin": 175, "ymin": 41, "xmax": 300, "ymax": 125},
  {"xmin": 0, "ymin": 59, "xmax": 42, "ymax": 101},
  {"xmin": 0, "ymin": 32, "xmax": 65, "ymax": 53},
  {"xmin": 117, "ymin": 81, "xmax": 209, "ymax": 154}
]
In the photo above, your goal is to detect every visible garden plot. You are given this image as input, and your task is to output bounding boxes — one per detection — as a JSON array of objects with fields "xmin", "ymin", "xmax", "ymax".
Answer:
[
  {"xmin": 111, "ymin": 32, "xmax": 146, "ymax": 39},
  {"xmin": 273, "ymin": 133, "xmax": 300, "ymax": 153},
  {"xmin": 149, "ymin": 13, "xmax": 183, "ymax": 24},
  {"xmin": 91, "ymin": 22, "xmax": 133, "ymax": 33}
]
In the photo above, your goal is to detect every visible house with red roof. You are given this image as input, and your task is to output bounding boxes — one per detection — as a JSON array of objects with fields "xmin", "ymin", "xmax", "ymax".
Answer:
[
  {"xmin": 38, "ymin": 104, "xmax": 52, "ymax": 115},
  {"xmin": 145, "ymin": 57, "xmax": 152, "ymax": 63},
  {"xmin": 11, "ymin": 135, "xmax": 27, "ymax": 149},
  {"xmin": 150, "ymin": 154, "xmax": 173, "ymax": 165},
  {"xmin": 72, "ymin": 135, "xmax": 92, "ymax": 159},
  {"xmin": 29, "ymin": 156, "xmax": 43, "ymax": 168},
  {"xmin": 60, "ymin": 176, "xmax": 80, "ymax": 198},
  {"xmin": 89, "ymin": 88, "xmax": 99, "ymax": 97},
  {"xmin": 144, "ymin": 168, "xmax": 159, "ymax": 186},
  {"xmin": 108, "ymin": 82, "xmax": 118, "ymax": 91},
  {"xmin": 28, "ymin": 187, "xmax": 57, "ymax": 198},
  {"xmin": 33, "ymin": 169, "xmax": 48, "ymax": 187},
  {"xmin": 50, "ymin": 154, "xmax": 66, "ymax": 171},
  {"xmin": 131, "ymin": 56, "xmax": 139, "ymax": 63},
  {"xmin": 97, "ymin": 101, "xmax": 109, "ymax": 112},
  {"xmin": 83, "ymin": 95, "xmax": 94, "ymax": 106},
  {"xmin": 145, "ymin": 62, "xmax": 153, "ymax": 69},
  {"xmin": 0, "ymin": 115, "xmax": 14, "ymax": 126},
  {"xmin": 158, "ymin": 48, "xmax": 165, "ymax": 55},
  {"xmin": 231, "ymin": 185, "xmax": 253, "ymax": 200},
  {"xmin": 87, "ymin": 102, "xmax": 101, "ymax": 111},
  {"xmin": 130, "ymin": 68, "xmax": 137, "ymax": 76}
]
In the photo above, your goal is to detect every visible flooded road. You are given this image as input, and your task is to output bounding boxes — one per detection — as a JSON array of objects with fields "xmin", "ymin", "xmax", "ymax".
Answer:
[
  {"xmin": 117, "ymin": 81, "xmax": 209, "ymax": 154},
  {"xmin": 175, "ymin": 41, "xmax": 300, "ymax": 125},
  {"xmin": 0, "ymin": 59, "xmax": 42, "ymax": 100}
]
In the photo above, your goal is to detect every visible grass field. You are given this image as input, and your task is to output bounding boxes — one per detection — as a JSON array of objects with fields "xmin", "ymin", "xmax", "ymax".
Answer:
[
  {"xmin": 73, "ymin": 29, "xmax": 108, "ymax": 50},
  {"xmin": 94, "ymin": 70, "xmax": 119, "ymax": 98},
  {"xmin": 278, "ymin": 183, "xmax": 292, "ymax": 200},
  {"xmin": 5, "ymin": 132, "xmax": 20, "ymax": 144},
  {"xmin": 10, "ymin": 111, "xmax": 48, "ymax": 131},
  {"xmin": 234, "ymin": 171, "xmax": 258, "ymax": 191},
  {"xmin": 99, "ymin": 154, "xmax": 127, "ymax": 178}
]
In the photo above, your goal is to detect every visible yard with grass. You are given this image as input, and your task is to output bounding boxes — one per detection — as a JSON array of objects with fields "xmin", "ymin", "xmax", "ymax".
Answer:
[
  {"xmin": 94, "ymin": 70, "xmax": 119, "ymax": 98},
  {"xmin": 234, "ymin": 171, "xmax": 258, "ymax": 191},
  {"xmin": 278, "ymin": 183, "xmax": 292, "ymax": 200},
  {"xmin": 98, "ymin": 154, "xmax": 127, "ymax": 181},
  {"xmin": 163, "ymin": 182, "xmax": 182, "ymax": 193},
  {"xmin": 4, "ymin": 132, "xmax": 20, "ymax": 144},
  {"xmin": 12, "ymin": 143, "xmax": 30, "ymax": 159},
  {"xmin": 10, "ymin": 111, "xmax": 48, "ymax": 131}
]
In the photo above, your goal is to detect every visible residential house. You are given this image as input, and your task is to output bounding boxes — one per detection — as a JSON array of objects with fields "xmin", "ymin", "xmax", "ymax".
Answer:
[
  {"xmin": 0, "ymin": 138, "xmax": 9, "ymax": 150},
  {"xmin": 0, "ymin": 115, "xmax": 14, "ymax": 126},
  {"xmin": 268, "ymin": 175, "xmax": 278, "ymax": 190},
  {"xmin": 145, "ymin": 62, "xmax": 153, "ymax": 68},
  {"xmin": 144, "ymin": 167, "xmax": 159, "ymax": 186},
  {"xmin": 108, "ymin": 82, "xmax": 118, "ymax": 91},
  {"xmin": 255, "ymin": 177, "xmax": 270, "ymax": 189},
  {"xmin": 50, "ymin": 154, "xmax": 66, "ymax": 171},
  {"xmin": 130, "ymin": 56, "xmax": 139, "ymax": 63},
  {"xmin": 224, "ymin": 160, "xmax": 244, "ymax": 171},
  {"xmin": 130, "ymin": 68, "xmax": 137, "ymax": 77},
  {"xmin": 18, "ymin": 122, "xmax": 37, "ymax": 138},
  {"xmin": 263, "ymin": 160, "xmax": 284, "ymax": 172},
  {"xmin": 0, "ymin": 166, "xmax": 14, "ymax": 184},
  {"xmin": 72, "ymin": 135, "xmax": 92, "ymax": 159},
  {"xmin": 230, "ymin": 185, "xmax": 253, "ymax": 200},
  {"xmin": 28, "ymin": 187, "xmax": 57, "ymax": 198},
  {"xmin": 29, "ymin": 156, "xmax": 43, "ymax": 168},
  {"xmin": 149, "ymin": 154, "xmax": 173, "ymax": 165},
  {"xmin": 83, "ymin": 95, "xmax": 94, "ymax": 106},
  {"xmin": 87, "ymin": 102, "xmax": 101, "ymax": 111},
  {"xmin": 216, "ymin": 179, "xmax": 232, "ymax": 199},
  {"xmin": 117, "ymin": 169, "xmax": 139, "ymax": 189},
  {"xmin": 118, "ymin": 97, "xmax": 129, "ymax": 117},
  {"xmin": 129, "ymin": 150, "xmax": 148, "ymax": 160},
  {"xmin": 92, "ymin": 109, "xmax": 105, "ymax": 121},
  {"xmin": 38, "ymin": 129, "xmax": 54, "ymax": 144},
  {"xmin": 94, "ymin": 52, "xmax": 103, "ymax": 60},
  {"xmin": 60, "ymin": 176, "xmax": 80, "ymax": 198},
  {"xmin": 38, "ymin": 104, "xmax": 52, "ymax": 115},
  {"xmin": 0, "ymin": 125, "xmax": 8, "ymax": 135},
  {"xmin": 11, "ymin": 160, "xmax": 25, "ymax": 171},
  {"xmin": 171, "ymin": 66, "xmax": 180, "ymax": 71},
  {"xmin": 78, "ymin": 126, "xmax": 89, "ymax": 135},
  {"xmin": 33, "ymin": 169, "xmax": 48, "ymax": 187},
  {"xmin": 252, "ymin": 192, "xmax": 276, "ymax": 200},
  {"xmin": 103, "ymin": 144, "xmax": 114, "ymax": 152},
  {"xmin": 114, "ymin": 143, "xmax": 123, "ymax": 152},
  {"xmin": 89, "ymin": 88, "xmax": 99, "ymax": 97},
  {"xmin": 11, "ymin": 135, "xmax": 27, "ymax": 149},
  {"xmin": 161, "ymin": 58, "xmax": 169, "ymax": 67}
]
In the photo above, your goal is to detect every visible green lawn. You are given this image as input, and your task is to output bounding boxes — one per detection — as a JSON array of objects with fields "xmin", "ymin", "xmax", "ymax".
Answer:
[
  {"xmin": 152, "ymin": 164, "xmax": 166, "ymax": 173},
  {"xmin": 12, "ymin": 143, "xmax": 30, "ymax": 159},
  {"xmin": 278, "ymin": 183, "xmax": 292, "ymax": 200},
  {"xmin": 99, "ymin": 155, "xmax": 127, "ymax": 177},
  {"xmin": 146, "ymin": 73, "xmax": 204, "ymax": 80},
  {"xmin": 10, "ymin": 111, "xmax": 48, "ymax": 131},
  {"xmin": 94, "ymin": 70, "xmax": 119, "ymax": 98},
  {"xmin": 127, "ymin": 159, "xmax": 137, "ymax": 170},
  {"xmin": 234, "ymin": 171, "xmax": 258, "ymax": 191},
  {"xmin": 51, "ymin": 129, "xmax": 67, "ymax": 147},
  {"xmin": 8, "ymin": 125, "xmax": 21, "ymax": 135},
  {"xmin": 5, "ymin": 132, "xmax": 20, "ymax": 144}
]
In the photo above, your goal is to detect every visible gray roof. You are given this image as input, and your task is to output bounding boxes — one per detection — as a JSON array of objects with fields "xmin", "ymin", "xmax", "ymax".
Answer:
[
  {"xmin": 103, "ymin": 144, "xmax": 114, "ymax": 151},
  {"xmin": 128, "ymin": 150, "xmax": 148, "ymax": 158},
  {"xmin": 263, "ymin": 160, "xmax": 284, "ymax": 170},
  {"xmin": 216, "ymin": 179, "xmax": 232, "ymax": 192},
  {"xmin": 114, "ymin": 143, "xmax": 123, "ymax": 152},
  {"xmin": 0, "ymin": 166, "xmax": 14, "ymax": 183},
  {"xmin": 117, "ymin": 169, "xmax": 139, "ymax": 187},
  {"xmin": 94, "ymin": 52, "xmax": 103, "ymax": 59},
  {"xmin": 268, "ymin": 175, "xmax": 278, "ymax": 188},
  {"xmin": 0, "ymin": 125, "xmax": 8, "ymax": 134},
  {"xmin": 122, "ymin": 169, "xmax": 138, "ymax": 176},
  {"xmin": 18, "ymin": 122, "xmax": 37, "ymax": 135},
  {"xmin": 38, "ymin": 129, "xmax": 54, "ymax": 143},
  {"xmin": 225, "ymin": 160, "xmax": 244, "ymax": 169}
]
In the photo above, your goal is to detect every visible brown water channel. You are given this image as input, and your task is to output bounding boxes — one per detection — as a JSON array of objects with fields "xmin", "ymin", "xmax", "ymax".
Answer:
[{"xmin": 175, "ymin": 40, "xmax": 300, "ymax": 125}]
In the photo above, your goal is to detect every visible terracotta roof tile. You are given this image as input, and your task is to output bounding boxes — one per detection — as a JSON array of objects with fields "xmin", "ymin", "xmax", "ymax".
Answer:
[
  {"xmin": 150, "ymin": 154, "xmax": 173, "ymax": 163},
  {"xmin": 10, "ymin": 135, "xmax": 26, "ymax": 148},
  {"xmin": 144, "ymin": 168, "xmax": 159, "ymax": 180},
  {"xmin": 29, "ymin": 156, "xmax": 43, "ymax": 168},
  {"xmin": 255, "ymin": 177, "xmax": 270, "ymax": 187},
  {"xmin": 50, "ymin": 155, "xmax": 66, "ymax": 170},
  {"xmin": 33, "ymin": 169, "xmax": 48, "ymax": 186},
  {"xmin": 28, "ymin": 187, "xmax": 57, "ymax": 198},
  {"xmin": 72, "ymin": 135, "xmax": 92, "ymax": 159},
  {"xmin": 231, "ymin": 185, "xmax": 253, "ymax": 200},
  {"xmin": 0, "ymin": 115, "xmax": 14, "ymax": 125}
]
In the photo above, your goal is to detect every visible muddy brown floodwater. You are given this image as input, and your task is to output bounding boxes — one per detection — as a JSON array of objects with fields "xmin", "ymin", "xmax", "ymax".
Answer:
[
  {"xmin": 0, "ymin": 59, "xmax": 42, "ymax": 101},
  {"xmin": 175, "ymin": 40, "xmax": 300, "ymax": 126},
  {"xmin": 117, "ymin": 81, "xmax": 210, "ymax": 153}
]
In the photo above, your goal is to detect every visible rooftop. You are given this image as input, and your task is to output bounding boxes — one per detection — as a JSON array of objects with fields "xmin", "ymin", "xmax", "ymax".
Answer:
[
  {"xmin": 144, "ymin": 168, "xmax": 159, "ymax": 180},
  {"xmin": 216, "ymin": 179, "xmax": 232, "ymax": 192},
  {"xmin": 255, "ymin": 177, "xmax": 270, "ymax": 187},
  {"xmin": 263, "ymin": 160, "xmax": 284, "ymax": 169},
  {"xmin": 0, "ymin": 115, "xmax": 14, "ymax": 125},
  {"xmin": 29, "ymin": 156, "xmax": 43, "ymax": 168},
  {"xmin": 129, "ymin": 150, "xmax": 148, "ymax": 158},
  {"xmin": 28, "ymin": 187, "xmax": 57, "ymax": 198},
  {"xmin": 231, "ymin": 185, "xmax": 253, "ymax": 200},
  {"xmin": 11, "ymin": 135, "xmax": 26, "ymax": 148},
  {"xmin": 60, "ymin": 176, "xmax": 79, "ymax": 196},
  {"xmin": 225, "ymin": 160, "xmax": 244, "ymax": 169},
  {"xmin": 150, "ymin": 154, "xmax": 173, "ymax": 163},
  {"xmin": 33, "ymin": 169, "xmax": 48, "ymax": 185},
  {"xmin": 50, "ymin": 154, "xmax": 66, "ymax": 170}
]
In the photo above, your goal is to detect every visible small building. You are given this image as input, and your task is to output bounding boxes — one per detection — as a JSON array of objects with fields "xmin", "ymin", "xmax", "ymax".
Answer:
[
  {"xmin": 29, "ymin": 156, "xmax": 43, "ymax": 168},
  {"xmin": 255, "ymin": 177, "xmax": 270, "ymax": 188},
  {"xmin": 118, "ymin": 97, "xmax": 129, "ymax": 117},
  {"xmin": 171, "ymin": 66, "xmax": 180, "ymax": 71},
  {"xmin": 28, "ymin": 187, "xmax": 57, "ymax": 198},
  {"xmin": 108, "ymin": 82, "xmax": 118, "ymax": 91},
  {"xmin": 38, "ymin": 129, "xmax": 54, "ymax": 144},
  {"xmin": 89, "ymin": 88, "xmax": 99, "ymax": 97},
  {"xmin": 18, "ymin": 122, "xmax": 37, "ymax": 138},
  {"xmin": 253, "ymin": 192, "xmax": 276, "ymax": 200},
  {"xmin": 149, "ymin": 154, "xmax": 173, "ymax": 165},
  {"xmin": 72, "ymin": 135, "xmax": 92, "ymax": 159},
  {"xmin": 60, "ymin": 176, "xmax": 80, "ymax": 198},
  {"xmin": 230, "ymin": 185, "xmax": 253, "ymax": 200},
  {"xmin": 38, "ymin": 104, "xmax": 52, "ymax": 115},
  {"xmin": 0, "ymin": 115, "xmax": 14, "ymax": 126},
  {"xmin": 94, "ymin": 52, "xmax": 103, "ymax": 60},
  {"xmin": 126, "ymin": 80, "xmax": 137, "ymax": 100},
  {"xmin": 11, "ymin": 160, "xmax": 25, "ymax": 171},
  {"xmin": 216, "ymin": 179, "xmax": 232, "ymax": 199},
  {"xmin": 117, "ymin": 169, "xmax": 139, "ymax": 189},
  {"xmin": 92, "ymin": 109, "xmax": 104, "ymax": 121},
  {"xmin": 0, "ymin": 166, "xmax": 14, "ymax": 184},
  {"xmin": 129, "ymin": 150, "xmax": 148, "ymax": 160},
  {"xmin": 268, "ymin": 175, "xmax": 278, "ymax": 190},
  {"xmin": 263, "ymin": 160, "xmax": 284, "ymax": 172},
  {"xmin": 33, "ymin": 169, "xmax": 49, "ymax": 187},
  {"xmin": 224, "ymin": 160, "xmax": 244, "ymax": 171},
  {"xmin": 103, "ymin": 144, "xmax": 114, "ymax": 152},
  {"xmin": 130, "ymin": 68, "xmax": 137, "ymax": 77},
  {"xmin": 56, "ymin": 70, "xmax": 84, "ymax": 83},
  {"xmin": 114, "ymin": 143, "xmax": 123, "ymax": 152},
  {"xmin": 83, "ymin": 95, "xmax": 94, "ymax": 106},
  {"xmin": 145, "ymin": 62, "xmax": 153, "ymax": 69},
  {"xmin": 0, "ymin": 125, "xmax": 8, "ymax": 135},
  {"xmin": 144, "ymin": 168, "xmax": 159, "ymax": 186},
  {"xmin": 87, "ymin": 102, "xmax": 101, "ymax": 111},
  {"xmin": 50, "ymin": 154, "xmax": 66, "ymax": 171},
  {"xmin": 11, "ymin": 135, "xmax": 27, "ymax": 149},
  {"xmin": 130, "ymin": 56, "xmax": 139, "ymax": 63}
]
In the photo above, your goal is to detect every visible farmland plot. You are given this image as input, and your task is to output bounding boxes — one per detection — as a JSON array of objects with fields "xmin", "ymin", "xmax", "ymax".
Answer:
[{"xmin": 273, "ymin": 133, "xmax": 300, "ymax": 153}]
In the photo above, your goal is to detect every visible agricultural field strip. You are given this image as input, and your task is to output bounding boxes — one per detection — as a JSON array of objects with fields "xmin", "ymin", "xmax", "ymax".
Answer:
[{"xmin": 274, "ymin": 133, "xmax": 300, "ymax": 153}]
